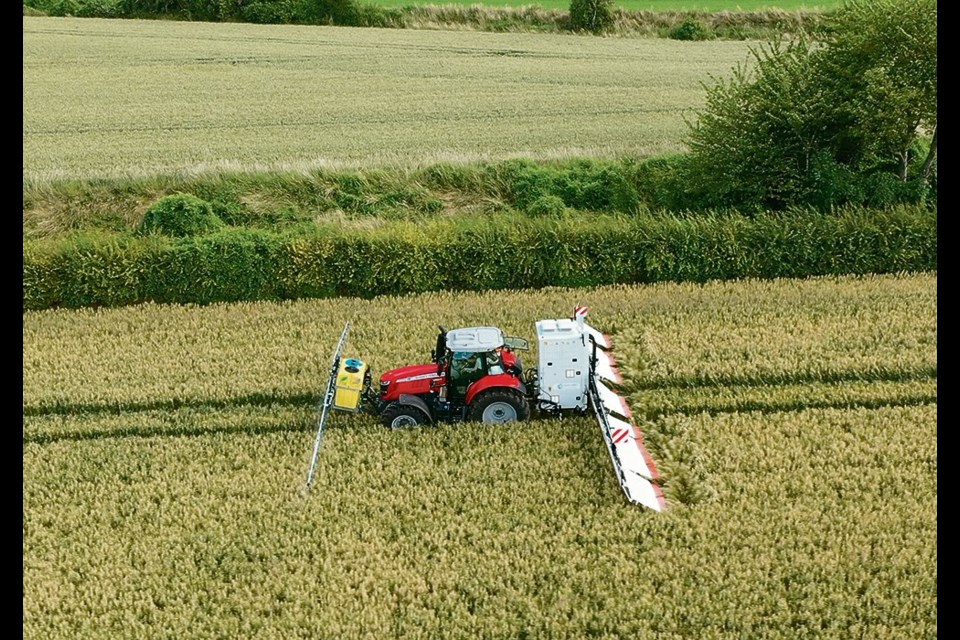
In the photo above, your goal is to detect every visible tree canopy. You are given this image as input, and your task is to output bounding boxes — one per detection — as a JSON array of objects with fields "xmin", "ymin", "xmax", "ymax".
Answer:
[{"xmin": 682, "ymin": 0, "xmax": 936, "ymax": 211}]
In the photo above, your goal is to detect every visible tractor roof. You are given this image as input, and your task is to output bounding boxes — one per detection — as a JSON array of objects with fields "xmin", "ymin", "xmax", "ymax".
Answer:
[{"xmin": 445, "ymin": 326, "xmax": 504, "ymax": 352}]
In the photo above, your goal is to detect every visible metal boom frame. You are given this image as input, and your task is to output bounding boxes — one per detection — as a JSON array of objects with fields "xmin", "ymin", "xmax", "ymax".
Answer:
[
  {"xmin": 587, "ymin": 338, "xmax": 633, "ymax": 501},
  {"xmin": 586, "ymin": 335, "xmax": 666, "ymax": 511},
  {"xmin": 305, "ymin": 321, "xmax": 352, "ymax": 491}
]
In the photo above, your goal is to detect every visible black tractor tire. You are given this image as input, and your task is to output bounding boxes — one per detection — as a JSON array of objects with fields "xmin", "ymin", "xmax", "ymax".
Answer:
[
  {"xmin": 468, "ymin": 389, "xmax": 531, "ymax": 424},
  {"xmin": 380, "ymin": 402, "xmax": 430, "ymax": 429}
]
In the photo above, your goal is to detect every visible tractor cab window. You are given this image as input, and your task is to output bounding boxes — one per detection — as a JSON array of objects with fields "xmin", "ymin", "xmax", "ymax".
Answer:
[
  {"xmin": 450, "ymin": 351, "xmax": 483, "ymax": 378},
  {"xmin": 486, "ymin": 350, "xmax": 504, "ymax": 375},
  {"xmin": 448, "ymin": 350, "xmax": 502, "ymax": 395}
]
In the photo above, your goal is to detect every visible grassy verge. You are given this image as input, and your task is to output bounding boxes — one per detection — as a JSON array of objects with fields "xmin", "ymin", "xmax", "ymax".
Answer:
[{"xmin": 23, "ymin": 2, "xmax": 832, "ymax": 37}]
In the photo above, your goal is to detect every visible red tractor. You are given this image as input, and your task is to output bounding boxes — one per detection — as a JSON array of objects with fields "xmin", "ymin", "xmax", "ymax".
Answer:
[{"xmin": 375, "ymin": 326, "xmax": 533, "ymax": 428}]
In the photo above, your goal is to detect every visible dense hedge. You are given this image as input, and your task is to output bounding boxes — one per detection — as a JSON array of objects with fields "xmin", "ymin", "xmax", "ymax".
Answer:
[
  {"xmin": 22, "ymin": 0, "xmax": 829, "ymax": 37},
  {"xmin": 23, "ymin": 205, "xmax": 936, "ymax": 310}
]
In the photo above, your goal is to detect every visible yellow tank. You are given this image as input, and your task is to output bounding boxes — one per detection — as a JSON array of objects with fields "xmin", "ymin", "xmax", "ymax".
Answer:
[{"xmin": 333, "ymin": 357, "xmax": 368, "ymax": 411}]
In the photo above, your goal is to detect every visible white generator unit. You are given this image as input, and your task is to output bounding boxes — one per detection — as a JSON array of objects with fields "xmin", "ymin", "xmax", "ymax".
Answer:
[
  {"xmin": 534, "ymin": 311, "xmax": 620, "ymax": 412},
  {"xmin": 535, "ymin": 318, "xmax": 590, "ymax": 411}
]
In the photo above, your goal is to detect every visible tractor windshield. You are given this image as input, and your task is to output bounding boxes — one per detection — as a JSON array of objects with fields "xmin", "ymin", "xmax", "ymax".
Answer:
[{"xmin": 448, "ymin": 350, "xmax": 502, "ymax": 396}]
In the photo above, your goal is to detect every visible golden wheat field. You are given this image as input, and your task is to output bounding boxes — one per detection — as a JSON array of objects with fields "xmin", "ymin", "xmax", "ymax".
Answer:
[{"xmin": 23, "ymin": 273, "xmax": 937, "ymax": 638}]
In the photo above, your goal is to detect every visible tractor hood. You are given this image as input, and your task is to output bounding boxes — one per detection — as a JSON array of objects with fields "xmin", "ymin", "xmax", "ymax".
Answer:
[{"xmin": 379, "ymin": 363, "xmax": 442, "ymax": 386}]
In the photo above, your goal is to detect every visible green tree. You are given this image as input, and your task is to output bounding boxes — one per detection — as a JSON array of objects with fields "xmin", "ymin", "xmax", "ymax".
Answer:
[
  {"xmin": 818, "ymin": 0, "xmax": 937, "ymax": 180},
  {"xmin": 294, "ymin": 0, "xmax": 360, "ymax": 24},
  {"xmin": 568, "ymin": 0, "xmax": 614, "ymax": 33},
  {"xmin": 682, "ymin": 0, "xmax": 936, "ymax": 211},
  {"xmin": 684, "ymin": 39, "xmax": 829, "ymax": 210}
]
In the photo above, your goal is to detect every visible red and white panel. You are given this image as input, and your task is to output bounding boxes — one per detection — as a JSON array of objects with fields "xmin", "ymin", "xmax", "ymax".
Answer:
[
  {"xmin": 573, "ymin": 309, "xmax": 667, "ymax": 512},
  {"xmin": 600, "ymin": 414, "xmax": 667, "ymax": 512},
  {"xmin": 607, "ymin": 415, "xmax": 658, "ymax": 481},
  {"xmin": 595, "ymin": 379, "xmax": 631, "ymax": 419},
  {"xmin": 570, "ymin": 306, "xmax": 612, "ymax": 350},
  {"xmin": 594, "ymin": 348, "xmax": 623, "ymax": 385},
  {"xmin": 590, "ymin": 369, "xmax": 667, "ymax": 512}
]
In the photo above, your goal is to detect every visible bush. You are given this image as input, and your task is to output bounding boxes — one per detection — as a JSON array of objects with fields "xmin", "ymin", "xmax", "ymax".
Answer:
[
  {"xmin": 33, "ymin": 0, "xmax": 81, "ymax": 15},
  {"xmin": 293, "ymin": 0, "xmax": 361, "ymax": 25},
  {"xmin": 632, "ymin": 154, "xmax": 689, "ymax": 211},
  {"xmin": 509, "ymin": 163, "xmax": 557, "ymax": 211},
  {"xmin": 145, "ymin": 228, "xmax": 284, "ymax": 304},
  {"xmin": 422, "ymin": 198, "xmax": 444, "ymax": 214},
  {"xmin": 241, "ymin": 0, "xmax": 295, "ymax": 23},
  {"xmin": 557, "ymin": 162, "xmax": 639, "ymax": 212},
  {"xmin": 684, "ymin": 0, "xmax": 937, "ymax": 211},
  {"xmin": 138, "ymin": 193, "xmax": 224, "ymax": 237},
  {"xmin": 23, "ymin": 206, "xmax": 937, "ymax": 310},
  {"xmin": 354, "ymin": 3, "xmax": 404, "ymax": 27},
  {"xmin": 498, "ymin": 160, "xmax": 639, "ymax": 214},
  {"xmin": 526, "ymin": 195, "xmax": 567, "ymax": 217},
  {"xmin": 669, "ymin": 17, "xmax": 711, "ymax": 41}
]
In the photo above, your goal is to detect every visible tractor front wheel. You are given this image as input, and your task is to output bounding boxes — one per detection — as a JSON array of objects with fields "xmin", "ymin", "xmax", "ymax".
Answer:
[
  {"xmin": 380, "ymin": 402, "xmax": 430, "ymax": 429},
  {"xmin": 468, "ymin": 389, "xmax": 531, "ymax": 424}
]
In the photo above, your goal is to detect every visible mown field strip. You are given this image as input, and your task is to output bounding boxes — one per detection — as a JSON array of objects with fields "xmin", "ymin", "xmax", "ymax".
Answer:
[
  {"xmin": 23, "ymin": 403, "xmax": 318, "ymax": 445},
  {"xmin": 23, "ymin": 17, "xmax": 757, "ymax": 182},
  {"xmin": 21, "ymin": 375, "xmax": 934, "ymax": 445},
  {"xmin": 23, "ymin": 402, "xmax": 936, "ymax": 638},
  {"xmin": 632, "ymin": 376, "xmax": 937, "ymax": 420}
]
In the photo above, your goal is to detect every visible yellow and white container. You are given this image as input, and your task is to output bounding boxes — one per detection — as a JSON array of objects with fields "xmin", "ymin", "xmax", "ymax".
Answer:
[{"xmin": 333, "ymin": 357, "xmax": 368, "ymax": 411}]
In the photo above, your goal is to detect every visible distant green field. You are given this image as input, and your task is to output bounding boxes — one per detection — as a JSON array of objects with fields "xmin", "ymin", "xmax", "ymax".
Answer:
[
  {"xmin": 367, "ymin": 0, "xmax": 840, "ymax": 10},
  {"xmin": 23, "ymin": 17, "xmax": 757, "ymax": 183}
]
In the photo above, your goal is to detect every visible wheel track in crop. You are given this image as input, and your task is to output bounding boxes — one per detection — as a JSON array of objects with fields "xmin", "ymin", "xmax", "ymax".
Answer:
[{"xmin": 23, "ymin": 367, "xmax": 936, "ymax": 448}]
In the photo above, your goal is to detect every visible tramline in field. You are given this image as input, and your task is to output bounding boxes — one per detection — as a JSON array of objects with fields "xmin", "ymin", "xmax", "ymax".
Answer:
[{"xmin": 305, "ymin": 307, "xmax": 666, "ymax": 511}]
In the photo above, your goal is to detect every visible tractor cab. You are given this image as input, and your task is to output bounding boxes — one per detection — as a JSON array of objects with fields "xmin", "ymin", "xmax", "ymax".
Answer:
[
  {"xmin": 443, "ymin": 327, "xmax": 506, "ymax": 397},
  {"xmin": 438, "ymin": 327, "xmax": 527, "ymax": 398}
]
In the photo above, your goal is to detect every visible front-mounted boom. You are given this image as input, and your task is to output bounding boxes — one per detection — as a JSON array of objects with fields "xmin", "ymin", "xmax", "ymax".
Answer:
[{"xmin": 305, "ymin": 321, "xmax": 355, "ymax": 491}]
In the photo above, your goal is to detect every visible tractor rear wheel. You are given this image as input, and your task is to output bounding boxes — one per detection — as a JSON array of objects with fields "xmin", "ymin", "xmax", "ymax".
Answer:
[
  {"xmin": 380, "ymin": 402, "xmax": 430, "ymax": 429},
  {"xmin": 468, "ymin": 389, "xmax": 531, "ymax": 424}
]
